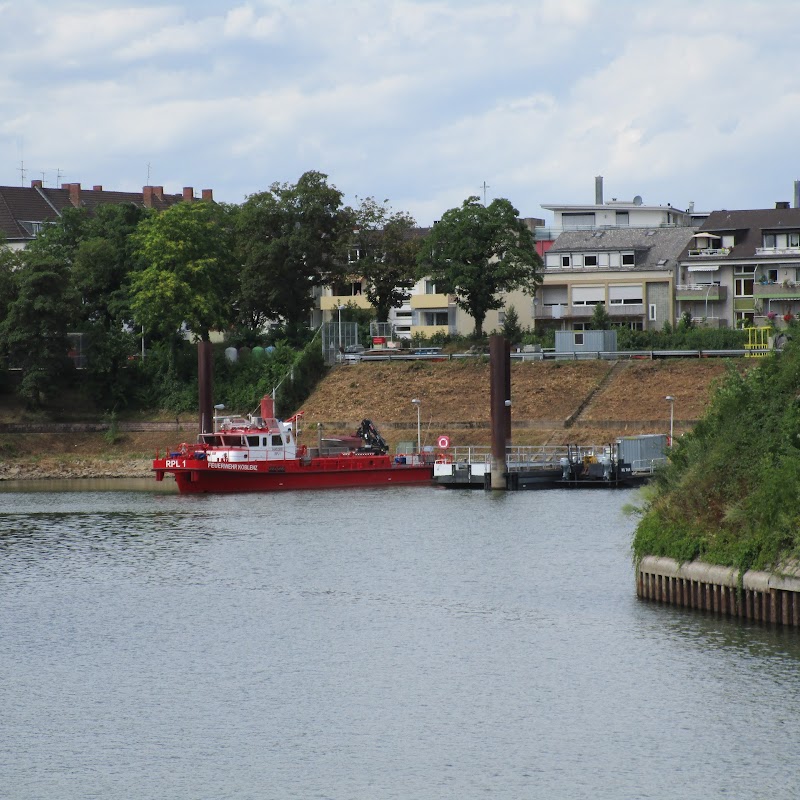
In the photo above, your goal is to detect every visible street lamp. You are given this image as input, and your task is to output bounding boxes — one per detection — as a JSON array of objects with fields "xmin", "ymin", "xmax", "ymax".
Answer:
[
  {"xmin": 665, "ymin": 395, "xmax": 675, "ymax": 447},
  {"xmin": 411, "ymin": 398, "xmax": 421, "ymax": 455},
  {"xmin": 337, "ymin": 304, "xmax": 345, "ymax": 355}
]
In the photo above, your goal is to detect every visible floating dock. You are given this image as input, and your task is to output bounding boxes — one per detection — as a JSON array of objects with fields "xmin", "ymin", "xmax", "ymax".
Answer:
[
  {"xmin": 638, "ymin": 556, "xmax": 800, "ymax": 627},
  {"xmin": 434, "ymin": 436, "xmax": 667, "ymax": 490}
]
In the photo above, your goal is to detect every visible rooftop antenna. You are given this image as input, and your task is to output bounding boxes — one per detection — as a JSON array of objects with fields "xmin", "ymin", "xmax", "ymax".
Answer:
[
  {"xmin": 480, "ymin": 180, "xmax": 490, "ymax": 205},
  {"xmin": 56, "ymin": 168, "xmax": 66, "ymax": 188},
  {"xmin": 146, "ymin": 162, "xmax": 151, "ymax": 184},
  {"xmin": 18, "ymin": 159, "xmax": 25, "ymax": 186}
]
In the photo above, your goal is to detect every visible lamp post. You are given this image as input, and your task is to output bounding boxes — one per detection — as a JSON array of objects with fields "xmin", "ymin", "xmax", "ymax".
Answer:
[
  {"xmin": 665, "ymin": 395, "xmax": 675, "ymax": 446},
  {"xmin": 411, "ymin": 398, "xmax": 421, "ymax": 456},
  {"xmin": 337, "ymin": 304, "xmax": 345, "ymax": 355}
]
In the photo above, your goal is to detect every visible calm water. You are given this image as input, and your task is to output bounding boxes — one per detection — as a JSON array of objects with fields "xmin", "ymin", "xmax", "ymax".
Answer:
[{"xmin": 1, "ymin": 484, "xmax": 798, "ymax": 799}]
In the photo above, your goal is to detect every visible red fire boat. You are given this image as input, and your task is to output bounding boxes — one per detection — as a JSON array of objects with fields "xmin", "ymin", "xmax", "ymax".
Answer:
[{"xmin": 153, "ymin": 396, "xmax": 434, "ymax": 494}]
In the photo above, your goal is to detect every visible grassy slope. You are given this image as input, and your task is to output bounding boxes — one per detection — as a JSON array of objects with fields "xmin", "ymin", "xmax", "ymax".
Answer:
[{"xmin": 632, "ymin": 343, "xmax": 800, "ymax": 572}]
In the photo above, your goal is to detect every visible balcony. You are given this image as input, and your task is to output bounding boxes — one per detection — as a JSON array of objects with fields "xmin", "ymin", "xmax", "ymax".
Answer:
[
  {"xmin": 607, "ymin": 304, "xmax": 645, "ymax": 317},
  {"xmin": 410, "ymin": 324, "xmax": 450, "ymax": 338},
  {"xmin": 675, "ymin": 284, "xmax": 727, "ymax": 302},
  {"xmin": 754, "ymin": 246, "xmax": 800, "ymax": 256},
  {"xmin": 688, "ymin": 248, "xmax": 730, "ymax": 257},
  {"xmin": 410, "ymin": 293, "xmax": 451, "ymax": 309},
  {"xmin": 320, "ymin": 295, "xmax": 373, "ymax": 311},
  {"xmin": 753, "ymin": 282, "xmax": 800, "ymax": 300}
]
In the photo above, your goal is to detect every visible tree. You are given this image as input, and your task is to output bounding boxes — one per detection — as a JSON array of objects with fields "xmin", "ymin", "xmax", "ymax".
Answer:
[
  {"xmin": 590, "ymin": 302, "xmax": 612, "ymax": 330},
  {"xmin": 501, "ymin": 305, "xmax": 523, "ymax": 342},
  {"xmin": 0, "ymin": 250, "xmax": 77, "ymax": 406},
  {"xmin": 417, "ymin": 196, "xmax": 542, "ymax": 336},
  {"xmin": 130, "ymin": 200, "xmax": 237, "ymax": 342},
  {"xmin": 345, "ymin": 197, "xmax": 419, "ymax": 323},
  {"xmin": 235, "ymin": 171, "xmax": 349, "ymax": 339}
]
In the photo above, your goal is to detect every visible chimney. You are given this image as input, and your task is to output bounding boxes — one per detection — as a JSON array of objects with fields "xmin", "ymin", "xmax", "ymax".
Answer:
[
  {"xmin": 183, "ymin": 186, "xmax": 194, "ymax": 201},
  {"xmin": 794, "ymin": 180, "xmax": 800, "ymax": 209},
  {"xmin": 92, "ymin": 185, "xmax": 103, "ymax": 191},
  {"xmin": 595, "ymin": 175, "xmax": 604, "ymax": 205},
  {"xmin": 68, "ymin": 183, "xmax": 81, "ymax": 207},
  {"xmin": 201, "ymin": 189, "xmax": 213, "ymax": 201},
  {"xmin": 776, "ymin": 201, "xmax": 790, "ymax": 210},
  {"xmin": 31, "ymin": 179, "xmax": 42, "ymax": 189},
  {"xmin": 143, "ymin": 185, "xmax": 154, "ymax": 208},
  {"xmin": 153, "ymin": 186, "xmax": 164, "ymax": 201}
]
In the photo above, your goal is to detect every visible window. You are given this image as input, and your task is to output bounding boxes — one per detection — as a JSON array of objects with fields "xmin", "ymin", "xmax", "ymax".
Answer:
[
  {"xmin": 735, "ymin": 277, "xmax": 754, "ymax": 297},
  {"xmin": 763, "ymin": 234, "xmax": 777, "ymax": 249},
  {"xmin": 609, "ymin": 285, "xmax": 643, "ymax": 305},
  {"xmin": 561, "ymin": 255, "xmax": 571, "ymax": 268},
  {"xmin": 649, "ymin": 304, "xmax": 657, "ymax": 321},
  {"xmin": 622, "ymin": 252, "xmax": 635, "ymax": 266},
  {"xmin": 571, "ymin": 286, "xmax": 605, "ymax": 306},
  {"xmin": 271, "ymin": 435, "xmax": 283, "ymax": 446},
  {"xmin": 789, "ymin": 233, "xmax": 800, "ymax": 248},
  {"xmin": 562, "ymin": 213, "xmax": 595, "ymax": 229},
  {"xmin": 766, "ymin": 269, "xmax": 778, "ymax": 283},
  {"xmin": 583, "ymin": 255, "xmax": 598, "ymax": 267},
  {"xmin": 424, "ymin": 280, "xmax": 437, "ymax": 294},
  {"xmin": 616, "ymin": 211, "xmax": 629, "ymax": 226},
  {"xmin": 424, "ymin": 311, "xmax": 448, "ymax": 326},
  {"xmin": 497, "ymin": 311, "xmax": 506, "ymax": 324},
  {"xmin": 574, "ymin": 332, "xmax": 584, "ymax": 346}
]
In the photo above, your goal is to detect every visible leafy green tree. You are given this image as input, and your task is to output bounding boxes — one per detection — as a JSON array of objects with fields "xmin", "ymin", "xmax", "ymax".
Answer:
[
  {"xmin": 590, "ymin": 302, "xmax": 612, "ymax": 330},
  {"xmin": 0, "ymin": 250, "xmax": 77, "ymax": 406},
  {"xmin": 418, "ymin": 196, "xmax": 542, "ymax": 336},
  {"xmin": 130, "ymin": 200, "xmax": 237, "ymax": 342},
  {"xmin": 345, "ymin": 197, "xmax": 418, "ymax": 323},
  {"xmin": 235, "ymin": 171, "xmax": 349, "ymax": 340}
]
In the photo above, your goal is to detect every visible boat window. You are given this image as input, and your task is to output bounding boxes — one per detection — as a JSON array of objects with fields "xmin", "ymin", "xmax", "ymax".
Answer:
[
  {"xmin": 262, "ymin": 437, "xmax": 268, "ymax": 447},
  {"xmin": 246, "ymin": 435, "xmax": 259, "ymax": 446},
  {"xmin": 222, "ymin": 435, "xmax": 244, "ymax": 446},
  {"xmin": 271, "ymin": 435, "xmax": 283, "ymax": 446}
]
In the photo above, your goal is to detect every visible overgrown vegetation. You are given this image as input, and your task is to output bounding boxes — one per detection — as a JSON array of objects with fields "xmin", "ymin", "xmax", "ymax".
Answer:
[{"xmin": 632, "ymin": 339, "xmax": 800, "ymax": 573}]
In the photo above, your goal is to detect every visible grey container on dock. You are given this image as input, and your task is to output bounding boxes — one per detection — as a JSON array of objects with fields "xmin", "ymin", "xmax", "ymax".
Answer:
[{"xmin": 616, "ymin": 434, "xmax": 667, "ymax": 468}]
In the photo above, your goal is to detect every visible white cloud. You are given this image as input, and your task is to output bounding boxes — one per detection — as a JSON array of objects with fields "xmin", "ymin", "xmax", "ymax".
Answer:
[{"xmin": 2, "ymin": 0, "xmax": 800, "ymax": 222}]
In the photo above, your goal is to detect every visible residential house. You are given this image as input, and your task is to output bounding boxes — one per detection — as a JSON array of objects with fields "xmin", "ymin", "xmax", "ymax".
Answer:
[
  {"xmin": 675, "ymin": 204, "xmax": 800, "ymax": 329},
  {"xmin": 538, "ymin": 227, "xmax": 696, "ymax": 332},
  {"xmin": 534, "ymin": 178, "xmax": 700, "ymax": 332},
  {"xmin": 0, "ymin": 181, "xmax": 211, "ymax": 250}
]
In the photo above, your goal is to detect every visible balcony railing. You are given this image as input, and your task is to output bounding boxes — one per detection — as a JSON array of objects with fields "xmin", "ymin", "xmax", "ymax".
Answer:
[
  {"xmin": 753, "ymin": 282, "xmax": 800, "ymax": 300},
  {"xmin": 535, "ymin": 304, "xmax": 646, "ymax": 320},
  {"xmin": 688, "ymin": 248, "xmax": 730, "ymax": 257},
  {"xmin": 754, "ymin": 246, "xmax": 800, "ymax": 256},
  {"xmin": 675, "ymin": 284, "xmax": 727, "ymax": 301}
]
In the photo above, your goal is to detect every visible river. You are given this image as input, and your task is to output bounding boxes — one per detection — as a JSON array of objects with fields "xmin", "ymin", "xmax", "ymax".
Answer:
[{"xmin": 1, "ymin": 483, "xmax": 798, "ymax": 799}]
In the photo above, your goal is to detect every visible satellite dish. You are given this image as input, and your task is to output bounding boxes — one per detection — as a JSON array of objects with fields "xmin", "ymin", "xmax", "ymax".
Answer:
[{"xmin": 633, "ymin": 195, "xmax": 643, "ymax": 206}]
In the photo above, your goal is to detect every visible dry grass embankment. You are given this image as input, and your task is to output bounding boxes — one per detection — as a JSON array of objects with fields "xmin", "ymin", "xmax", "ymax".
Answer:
[{"xmin": 0, "ymin": 357, "xmax": 743, "ymax": 480}]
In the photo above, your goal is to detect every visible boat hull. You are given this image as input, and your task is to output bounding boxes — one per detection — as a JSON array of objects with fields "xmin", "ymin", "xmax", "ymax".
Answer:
[{"xmin": 153, "ymin": 454, "xmax": 433, "ymax": 494}]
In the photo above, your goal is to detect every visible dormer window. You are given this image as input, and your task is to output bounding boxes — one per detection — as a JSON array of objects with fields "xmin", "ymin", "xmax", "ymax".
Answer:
[
  {"xmin": 561, "ymin": 255, "xmax": 571, "ymax": 268},
  {"xmin": 622, "ymin": 252, "xmax": 635, "ymax": 266},
  {"xmin": 763, "ymin": 233, "xmax": 777, "ymax": 249},
  {"xmin": 583, "ymin": 255, "xmax": 598, "ymax": 267},
  {"xmin": 789, "ymin": 233, "xmax": 800, "ymax": 248}
]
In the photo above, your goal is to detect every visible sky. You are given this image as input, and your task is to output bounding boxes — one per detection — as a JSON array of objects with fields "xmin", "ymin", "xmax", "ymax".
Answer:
[{"xmin": 2, "ymin": 0, "xmax": 800, "ymax": 227}]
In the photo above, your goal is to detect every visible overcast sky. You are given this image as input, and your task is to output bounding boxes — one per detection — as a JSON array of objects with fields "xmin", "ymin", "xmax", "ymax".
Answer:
[{"xmin": 2, "ymin": 0, "xmax": 799, "ymax": 226}]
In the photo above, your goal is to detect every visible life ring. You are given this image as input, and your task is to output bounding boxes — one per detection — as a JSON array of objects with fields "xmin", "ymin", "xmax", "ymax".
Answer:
[{"xmin": 437, "ymin": 435, "xmax": 450, "ymax": 449}]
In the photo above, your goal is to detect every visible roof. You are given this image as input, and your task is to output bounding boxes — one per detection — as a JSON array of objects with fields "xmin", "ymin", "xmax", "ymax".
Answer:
[
  {"xmin": 548, "ymin": 226, "xmax": 698, "ymax": 270},
  {"xmin": 0, "ymin": 182, "xmax": 205, "ymax": 245},
  {"xmin": 678, "ymin": 207, "xmax": 800, "ymax": 261}
]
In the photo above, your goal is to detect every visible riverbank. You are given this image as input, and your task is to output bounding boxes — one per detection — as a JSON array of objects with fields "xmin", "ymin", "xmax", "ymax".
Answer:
[{"xmin": 0, "ymin": 358, "xmax": 740, "ymax": 480}]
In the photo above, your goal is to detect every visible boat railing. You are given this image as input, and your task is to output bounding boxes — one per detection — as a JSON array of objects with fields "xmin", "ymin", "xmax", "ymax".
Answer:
[{"xmin": 631, "ymin": 457, "xmax": 669, "ymax": 475}]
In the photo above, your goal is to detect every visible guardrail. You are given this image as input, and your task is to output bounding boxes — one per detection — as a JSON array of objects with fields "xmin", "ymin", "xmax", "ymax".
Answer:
[{"xmin": 350, "ymin": 348, "xmax": 769, "ymax": 363}]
